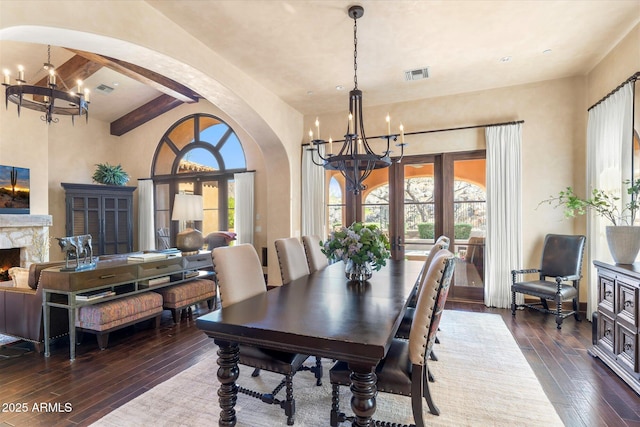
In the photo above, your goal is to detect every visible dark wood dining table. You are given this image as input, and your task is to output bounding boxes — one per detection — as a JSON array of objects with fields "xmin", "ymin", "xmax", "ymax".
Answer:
[{"xmin": 196, "ymin": 259, "xmax": 424, "ymax": 427}]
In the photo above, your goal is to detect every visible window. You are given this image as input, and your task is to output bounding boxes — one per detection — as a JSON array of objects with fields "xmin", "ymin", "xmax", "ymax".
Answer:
[{"xmin": 152, "ymin": 114, "xmax": 246, "ymax": 248}]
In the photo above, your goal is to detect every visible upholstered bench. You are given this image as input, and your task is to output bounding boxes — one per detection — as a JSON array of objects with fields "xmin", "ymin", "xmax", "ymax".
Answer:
[
  {"xmin": 154, "ymin": 279, "xmax": 216, "ymax": 323},
  {"xmin": 75, "ymin": 292, "xmax": 163, "ymax": 350}
]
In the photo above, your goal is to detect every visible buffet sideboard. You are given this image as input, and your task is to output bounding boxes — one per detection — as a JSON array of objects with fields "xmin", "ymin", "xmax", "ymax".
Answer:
[{"xmin": 590, "ymin": 261, "xmax": 640, "ymax": 395}]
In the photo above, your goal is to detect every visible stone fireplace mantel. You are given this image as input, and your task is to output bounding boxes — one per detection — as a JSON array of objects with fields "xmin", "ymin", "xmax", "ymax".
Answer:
[{"xmin": 0, "ymin": 214, "xmax": 53, "ymax": 267}]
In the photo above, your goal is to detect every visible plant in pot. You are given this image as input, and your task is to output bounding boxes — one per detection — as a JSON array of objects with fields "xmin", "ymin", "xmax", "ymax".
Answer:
[
  {"xmin": 540, "ymin": 179, "xmax": 640, "ymax": 264},
  {"xmin": 92, "ymin": 163, "xmax": 130, "ymax": 186}
]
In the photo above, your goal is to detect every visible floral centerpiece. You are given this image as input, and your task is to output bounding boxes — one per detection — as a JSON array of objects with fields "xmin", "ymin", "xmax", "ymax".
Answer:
[{"xmin": 322, "ymin": 222, "xmax": 391, "ymax": 282}]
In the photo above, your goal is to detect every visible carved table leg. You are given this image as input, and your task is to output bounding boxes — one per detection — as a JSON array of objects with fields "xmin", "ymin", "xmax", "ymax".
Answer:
[
  {"xmin": 349, "ymin": 364, "xmax": 377, "ymax": 427},
  {"xmin": 216, "ymin": 340, "xmax": 240, "ymax": 427}
]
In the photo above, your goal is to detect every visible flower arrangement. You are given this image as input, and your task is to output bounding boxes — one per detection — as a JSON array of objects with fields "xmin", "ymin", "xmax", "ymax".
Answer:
[
  {"xmin": 540, "ymin": 179, "xmax": 640, "ymax": 226},
  {"xmin": 322, "ymin": 222, "xmax": 391, "ymax": 271}
]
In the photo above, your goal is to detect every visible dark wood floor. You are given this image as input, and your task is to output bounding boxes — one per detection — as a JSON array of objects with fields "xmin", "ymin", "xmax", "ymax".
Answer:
[{"xmin": 0, "ymin": 301, "xmax": 638, "ymax": 427}]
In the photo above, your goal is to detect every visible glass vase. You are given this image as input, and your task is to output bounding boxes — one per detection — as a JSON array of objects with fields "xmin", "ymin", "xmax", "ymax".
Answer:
[{"xmin": 345, "ymin": 259, "xmax": 373, "ymax": 283}]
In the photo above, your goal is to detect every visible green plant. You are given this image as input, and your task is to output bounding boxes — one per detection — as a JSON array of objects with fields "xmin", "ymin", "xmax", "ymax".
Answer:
[
  {"xmin": 417, "ymin": 223, "xmax": 472, "ymax": 240},
  {"xmin": 321, "ymin": 222, "xmax": 391, "ymax": 271},
  {"xmin": 92, "ymin": 163, "xmax": 130, "ymax": 186},
  {"xmin": 540, "ymin": 179, "xmax": 640, "ymax": 226}
]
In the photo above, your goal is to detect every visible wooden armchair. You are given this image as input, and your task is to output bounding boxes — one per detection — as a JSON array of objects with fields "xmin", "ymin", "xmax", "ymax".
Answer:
[{"xmin": 511, "ymin": 234, "xmax": 586, "ymax": 329}]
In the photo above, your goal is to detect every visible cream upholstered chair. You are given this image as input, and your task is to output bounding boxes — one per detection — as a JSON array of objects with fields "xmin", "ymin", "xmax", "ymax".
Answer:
[
  {"xmin": 275, "ymin": 237, "xmax": 310, "ymax": 285},
  {"xmin": 330, "ymin": 250, "xmax": 456, "ymax": 427},
  {"xmin": 274, "ymin": 237, "xmax": 323, "ymax": 385},
  {"xmin": 212, "ymin": 244, "xmax": 320, "ymax": 425},
  {"xmin": 302, "ymin": 235, "xmax": 328, "ymax": 273}
]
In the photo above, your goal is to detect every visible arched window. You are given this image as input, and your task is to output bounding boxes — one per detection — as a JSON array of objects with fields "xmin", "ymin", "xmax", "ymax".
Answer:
[{"xmin": 152, "ymin": 114, "xmax": 247, "ymax": 248}]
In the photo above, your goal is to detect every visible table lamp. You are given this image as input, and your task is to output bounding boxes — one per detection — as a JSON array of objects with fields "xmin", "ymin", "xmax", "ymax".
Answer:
[{"xmin": 172, "ymin": 194, "xmax": 204, "ymax": 253}]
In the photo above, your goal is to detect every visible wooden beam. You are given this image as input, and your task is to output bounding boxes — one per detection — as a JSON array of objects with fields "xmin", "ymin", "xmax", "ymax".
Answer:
[
  {"xmin": 69, "ymin": 49, "xmax": 200, "ymax": 103},
  {"xmin": 110, "ymin": 94, "xmax": 186, "ymax": 136},
  {"xmin": 33, "ymin": 55, "xmax": 102, "ymax": 101}
]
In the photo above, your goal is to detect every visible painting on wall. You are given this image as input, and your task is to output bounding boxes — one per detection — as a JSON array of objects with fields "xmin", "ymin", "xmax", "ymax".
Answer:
[{"xmin": 0, "ymin": 165, "xmax": 30, "ymax": 214}]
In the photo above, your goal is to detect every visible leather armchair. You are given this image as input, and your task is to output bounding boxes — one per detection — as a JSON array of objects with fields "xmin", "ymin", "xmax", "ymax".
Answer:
[{"xmin": 0, "ymin": 261, "xmax": 68, "ymax": 352}]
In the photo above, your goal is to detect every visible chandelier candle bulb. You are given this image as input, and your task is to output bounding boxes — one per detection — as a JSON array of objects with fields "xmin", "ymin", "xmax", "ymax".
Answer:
[
  {"xmin": 84, "ymin": 88, "xmax": 90, "ymax": 102},
  {"xmin": 48, "ymin": 70, "xmax": 56, "ymax": 85},
  {"xmin": 77, "ymin": 80, "xmax": 83, "ymax": 93},
  {"xmin": 400, "ymin": 124, "xmax": 405, "ymax": 144},
  {"xmin": 315, "ymin": 117, "xmax": 320, "ymax": 140},
  {"xmin": 329, "ymin": 137, "xmax": 333, "ymax": 154},
  {"xmin": 2, "ymin": 70, "xmax": 9, "ymax": 85},
  {"xmin": 17, "ymin": 65, "xmax": 24, "ymax": 82},
  {"xmin": 386, "ymin": 113, "xmax": 391, "ymax": 135},
  {"xmin": 348, "ymin": 113, "xmax": 353, "ymax": 134}
]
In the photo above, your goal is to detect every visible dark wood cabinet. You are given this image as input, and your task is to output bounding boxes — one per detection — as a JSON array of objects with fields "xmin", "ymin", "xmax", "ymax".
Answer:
[
  {"xmin": 62, "ymin": 183, "xmax": 136, "ymax": 256},
  {"xmin": 591, "ymin": 261, "xmax": 640, "ymax": 395}
]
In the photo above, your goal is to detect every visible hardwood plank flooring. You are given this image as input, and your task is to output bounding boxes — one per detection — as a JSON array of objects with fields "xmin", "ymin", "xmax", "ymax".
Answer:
[{"xmin": 0, "ymin": 301, "xmax": 638, "ymax": 426}]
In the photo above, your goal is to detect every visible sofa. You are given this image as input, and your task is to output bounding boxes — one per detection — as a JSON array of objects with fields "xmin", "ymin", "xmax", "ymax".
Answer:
[{"xmin": 0, "ymin": 261, "xmax": 69, "ymax": 352}]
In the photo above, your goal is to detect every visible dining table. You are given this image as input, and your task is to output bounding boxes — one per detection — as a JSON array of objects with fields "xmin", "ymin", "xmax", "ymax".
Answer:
[{"xmin": 196, "ymin": 258, "xmax": 424, "ymax": 427}]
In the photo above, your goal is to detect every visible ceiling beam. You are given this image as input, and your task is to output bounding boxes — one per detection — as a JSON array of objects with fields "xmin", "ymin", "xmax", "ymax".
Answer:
[
  {"xmin": 68, "ymin": 49, "xmax": 200, "ymax": 103},
  {"xmin": 110, "ymin": 94, "xmax": 185, "ymax": 136},
  {"xmin": 33, "ymin": 55, "xmax": 102, "ymax": 101}
]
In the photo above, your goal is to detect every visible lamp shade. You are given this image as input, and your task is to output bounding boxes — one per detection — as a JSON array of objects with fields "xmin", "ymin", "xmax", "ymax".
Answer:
[{"xmin": 172, "ymin": 194, "xmax": 204, "ymax": 221}]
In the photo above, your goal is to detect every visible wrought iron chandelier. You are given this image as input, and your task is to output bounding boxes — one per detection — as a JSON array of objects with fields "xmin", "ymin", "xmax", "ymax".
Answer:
[
  {"xmin": 2, "ymin": 45, "xmax": 89, "ymax": 124},
  {"xmin": 309, "ymin": 5, "xmax": 406, "ymax": 194}
]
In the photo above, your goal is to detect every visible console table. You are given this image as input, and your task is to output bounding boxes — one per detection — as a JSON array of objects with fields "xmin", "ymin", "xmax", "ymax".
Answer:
[
  {"xmin": 40, "ymin": 251, "xmax": 213, "ymax": 361},
  {"xmin": 590, "ymin": 261, "xmax": 640, "ymax": 395}
]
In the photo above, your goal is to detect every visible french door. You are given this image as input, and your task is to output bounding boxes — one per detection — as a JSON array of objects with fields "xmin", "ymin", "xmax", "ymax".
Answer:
[{"xmin": 329, "ymin": 150, "xmax": 486, "ymax": 301}]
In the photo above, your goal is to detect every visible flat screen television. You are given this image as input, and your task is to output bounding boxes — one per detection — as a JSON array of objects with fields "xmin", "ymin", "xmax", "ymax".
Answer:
[{"xmin": 0, "ymin": 165, "xmax": 30, "ymax": 214}]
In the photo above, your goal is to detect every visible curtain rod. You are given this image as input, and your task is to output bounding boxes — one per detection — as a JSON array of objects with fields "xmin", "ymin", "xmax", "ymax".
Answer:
[
  {"xmin": 588, "ymin": 71, "xmax": 640, "ymax": 112},
  {"xmin": 304, "ymin": 120, "xmax": 524, "ymax": 146}
]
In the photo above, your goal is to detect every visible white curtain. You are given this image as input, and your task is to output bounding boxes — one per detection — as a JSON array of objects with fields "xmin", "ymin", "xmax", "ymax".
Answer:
[
  {"xmin": 234, "ymin": 171, "xmax": 255, "ymax": 245},
  {"xmin": 302, "ymin": 145, "xmax": 326, "ymax": 237},
  {"xmin": 586, "ymin": 82, "xmax": 634, "ymax": 319},
  {"xmin": 484, "ymin": 123, "xmax": 522, "ymax": 308},
  {"xmin": 137, "ymin": 179, "xmax": 156, "ymax": 251}
]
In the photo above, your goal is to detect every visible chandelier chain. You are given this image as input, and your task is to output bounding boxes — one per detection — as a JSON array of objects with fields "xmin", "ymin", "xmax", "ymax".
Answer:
[{"xmin": 353, "ymin": 15, "xmax": 358, "ymax": 90}]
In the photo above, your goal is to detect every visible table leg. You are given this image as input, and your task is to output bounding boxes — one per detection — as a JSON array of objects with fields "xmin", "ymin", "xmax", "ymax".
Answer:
[
  {"xmin": 215, "ymin": 340, "xmax": 239, "ymax": 427},
  {"xmin": 68, "ymin": 301, "xmax": 76, "ymax": 361},
  {"xmin": 42, "ymin": 290, "xmax": 50, "ymax": 357},
  {"xmin": 349, "ymin": 364, "xmax": 377, "ymax": 427}
]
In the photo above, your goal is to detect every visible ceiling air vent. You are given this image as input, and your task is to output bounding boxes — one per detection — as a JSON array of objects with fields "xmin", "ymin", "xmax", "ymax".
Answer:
[
  {"xmin": 404, "ymin": 67, "xmax": 430, "ymax": 81},
  {"xmin": 95, "ymin": 84, "xmax": 115, "ymax": 95}
]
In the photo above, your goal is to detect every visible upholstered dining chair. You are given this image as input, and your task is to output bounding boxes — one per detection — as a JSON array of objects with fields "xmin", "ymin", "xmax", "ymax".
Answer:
[
  {"xmin": 396, "ymin": 235, "xmax": 450, "ymax": 340},
  {"xmin": 329, "ymin": 250, "xmax": 456, "ymax": 427},
  {"xmin": 274, "ymin": 237, "xmax": 323, "ymax": 385},
  {"xmin": 212, "ymin": 244, "xmax": 320, "ymax": 425},
  {"xmin": 302, "ymin": 235, "xmax": 329, "ymax": 273},
  {"xmin": 511, "ymin": 233, "xmax": 586, "ymax": 329},
  {"xmin": 275, "ymin": 237, "xmax": 311, "ymax": 285}
]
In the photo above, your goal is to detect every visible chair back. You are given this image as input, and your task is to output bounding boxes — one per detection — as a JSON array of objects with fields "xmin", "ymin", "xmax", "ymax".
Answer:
[
  {"xmin": 302, "ymin": 235, "xmax": 329, "ymax": 273},
  {"xmin": 416, "ymin": 236, "xmax": 450, "ymax": 288},
  {"xmin": 212, "ymin": 244, "xmax": 266, "ymax": 308},
  {"xmin": 275, "ymin": 237, "xmax": 310, "ymax": 285},
  {"xmin": 539, "ymin": 234, "xmax": 586, "ymax": 278},
  {"xmin": 409, "ymin": 249, "xmax": 455, "ymax": 366}
]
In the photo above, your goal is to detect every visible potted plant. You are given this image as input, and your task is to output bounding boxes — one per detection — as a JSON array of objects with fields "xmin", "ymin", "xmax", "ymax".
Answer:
[
  {"xmin": 92, "ymin": 163, "xmax": 130, "ymax": 186},
  {"xmin": 540, "ymin": 178, "xmax": 640, "ymax": 264}
]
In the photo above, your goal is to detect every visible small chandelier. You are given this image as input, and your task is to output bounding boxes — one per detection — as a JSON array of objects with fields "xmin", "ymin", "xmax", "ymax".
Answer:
[
  {"xmin": 309, "ymin": 5, "xmax": 406, "ymax": 194},
  {"xmin": 3, "ymin": 45, "xmax": 89, "ymax": 124}
]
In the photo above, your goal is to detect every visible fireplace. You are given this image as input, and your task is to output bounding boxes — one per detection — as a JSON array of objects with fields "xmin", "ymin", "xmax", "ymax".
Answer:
[
  {"xmin": 0, "ymin": 214, "xmax": 53, "ymax": 270},
  {"xmin": 0, "ymin": 248, "xmax": 20, "ymax": 281}
]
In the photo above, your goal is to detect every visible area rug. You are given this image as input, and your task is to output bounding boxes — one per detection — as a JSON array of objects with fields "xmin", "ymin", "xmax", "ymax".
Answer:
[
  {"xmin": 91, "ymin": 310, "xmax": 563, "ymax": 427},
  {"xmin": 0, "ymin": 334, "xmax": 30, "ymax": 359}
]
